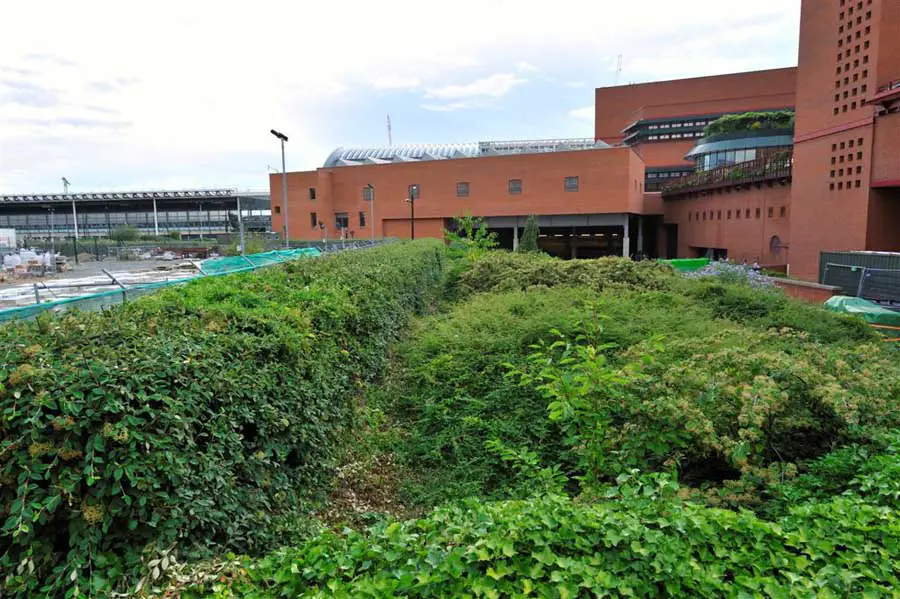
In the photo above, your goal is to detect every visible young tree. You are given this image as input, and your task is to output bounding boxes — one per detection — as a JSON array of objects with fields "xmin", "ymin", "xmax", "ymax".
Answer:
[{"xmin": 518, "ymin": 215, "xmax": 540, "ymax": 252}]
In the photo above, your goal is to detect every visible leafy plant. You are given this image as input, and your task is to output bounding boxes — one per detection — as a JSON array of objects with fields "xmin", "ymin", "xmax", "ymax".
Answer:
[
  {"xmin": 178, "ymin": 485, "xmax": 900, "ymax": 598},
  {"xmin": 518, "ymin": 215, "xmax": 540, "ymax": 252},
  {"xmin": 0, "ymin": 240, "xmax": 446, "ymax": 598},
  {"xmin": 703, "ymin": 110, "xmax": 795, "ymax": 137},
  {"xmin": 108, "ymin": 225, "xmax": 141, "ymax": 242}
]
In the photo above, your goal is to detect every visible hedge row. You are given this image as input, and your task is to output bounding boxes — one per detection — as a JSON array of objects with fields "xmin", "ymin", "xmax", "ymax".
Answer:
[
  {"xmin": 0, "ymin": 240, "xmax": 446, "ymax": 598},
  {"xmin": 183, "ymin": 478, "xmax": 900, "ymax": 598}
]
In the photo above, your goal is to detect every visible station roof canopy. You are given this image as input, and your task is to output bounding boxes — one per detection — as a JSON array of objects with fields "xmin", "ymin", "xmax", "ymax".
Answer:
[
  {"xmin": 0, "ymin": 188, "xmax": 269, "ymax": 206},
  {"xmin": 324, "ymin": 138, "xmax": 611, "ymax": 168}
]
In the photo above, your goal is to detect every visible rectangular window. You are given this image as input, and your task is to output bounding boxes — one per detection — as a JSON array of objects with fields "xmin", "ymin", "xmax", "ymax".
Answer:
[
  {"xmin": 780, "ymin": 207, "xmax": 786, "ymax": 217},
  {"xmin": 308, "ymin": 187, "xmax": 317, "ymax": 200},
  {"xmin": 335, "ymin": 212, "xmax": 349, "ymax": 230},
  {"xmin": 359, "ymin": 211, "xmax": 366, "ymax": 228},
  {"xmin": 688, "ymin": 212, "xmax": 692, "ymax": 222},
  {"xmin": 456, "ymin": 182, "xmax": 470, "ymax": 197},
  {"xmin": 755, "ymin": 208, "xmax": 761, "ymax": 219},
  {"xmin": 727, "ymin": 210, "xmax": 732, "ymax": 220},
  {"xmin": 310, "ymin": 212, "xmax": 318, "ymax": 228},
  {"xmin": 564, "ymin": 176, "xmax": 579, "ymax": 192},
  {"xmin": 362, "ymin": 186, "xmax": 374, "ymax": 202},
  {"xmin": 717, "ymin": 210, "xmax": 722, "ymax": 220},
  {"xmin": 274, "ymin": 205, "xmax": 281, "ymax": 215},
  {"xmin": 508, "ymin": 179, "xmax": 523, "ymax": 195},
  {"xmin": 408, "ymin": 184, "xmax": 420, "ymax": 200}
]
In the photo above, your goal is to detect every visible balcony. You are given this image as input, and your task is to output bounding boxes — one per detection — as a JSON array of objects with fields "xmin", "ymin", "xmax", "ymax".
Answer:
[{"xmin": 661, "ymin": 150, "xmax": 793, "ymax": 199}]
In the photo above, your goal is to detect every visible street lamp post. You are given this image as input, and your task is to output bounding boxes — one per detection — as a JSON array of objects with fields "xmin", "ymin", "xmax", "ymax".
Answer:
[
  {"xmin": 365, "ymin": 184, "xmax": 375, "ymax": 243},
  {"xmin": 407, "ymin": 184, "xmax": 418, "ymax": 240},
  {"xmin": 63, "ymin": 177, "xmax": 78, "ymax": 241},
  {"xmin": 269, "ymin": 129, "xmax": 290, "ymax": 248}
]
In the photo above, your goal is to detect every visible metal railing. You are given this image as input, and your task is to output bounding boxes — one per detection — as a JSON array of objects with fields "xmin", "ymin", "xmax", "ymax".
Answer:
[
  {"xmin": 661, "ymin": 150, "xmax": 793, "ymax": 198},
  {"xmin": 823, "ymin": 262, "xmax": 900, "ymax": 304}
]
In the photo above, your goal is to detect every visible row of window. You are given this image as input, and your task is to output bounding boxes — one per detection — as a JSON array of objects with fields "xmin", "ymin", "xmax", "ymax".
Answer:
[
  {"xmin": 646, "ymin": 170, "xmax": 693, "ymax": 180},
  {"xmin": 687, "ymin": 206, "xmax": 787, "ymax": 222},
  {"xmin": 647, "ymin": 119, "xmax": 714, "ymax": 131},
  {"xmin": 830, "ymin": 180, "xmax": 863, "ymax": 190},
  {"xmin": 697, "ymin": 149, "xmax": 759, "ymax": 171},
  {"xmin": 646, "ymin": 131, "xmax": 705, "ymax": 141},
  {"xmin": 307, "ymin": 177, "xmax": 583, "ymax": 202}
]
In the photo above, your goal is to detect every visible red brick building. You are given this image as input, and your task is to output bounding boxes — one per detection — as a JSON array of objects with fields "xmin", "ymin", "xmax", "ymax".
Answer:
[{"xmin": 272, "ymin": 0, "xmax": 900, "ymax": 280}]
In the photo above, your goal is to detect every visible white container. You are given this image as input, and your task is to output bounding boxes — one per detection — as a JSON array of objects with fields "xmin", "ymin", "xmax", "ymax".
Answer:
[{"xmin": 0, "ymin": 228, "xmax": 15, "ymax": 249}]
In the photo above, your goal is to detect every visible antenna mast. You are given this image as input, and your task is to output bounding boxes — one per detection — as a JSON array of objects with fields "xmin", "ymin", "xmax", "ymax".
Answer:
[
  {"xmin": 387, "ymin": 114, "xmax": 393, "ymax": 147},
  {"xmin": 615, "ymin": 54, "xmax": 624, "ymax": 85}
]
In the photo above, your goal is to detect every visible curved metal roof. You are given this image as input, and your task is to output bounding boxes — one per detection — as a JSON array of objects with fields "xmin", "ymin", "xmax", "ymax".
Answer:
[{"xmin": 324, "ymin": 138, "xmax": 611, "ymax": 168}]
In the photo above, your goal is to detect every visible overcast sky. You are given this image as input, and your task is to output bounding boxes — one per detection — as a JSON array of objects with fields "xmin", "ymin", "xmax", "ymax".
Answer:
[{"xmin": 0, "ymin": 0, "xmax": 800, "ymax": 194}]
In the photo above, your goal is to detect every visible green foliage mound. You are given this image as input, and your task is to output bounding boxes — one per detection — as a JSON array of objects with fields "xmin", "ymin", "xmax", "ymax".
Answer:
[
  {"xmin": 457, "ymin": 251, "xmax": 676, "ymax": 295},
  {"xmin": 681, "ymin": 279, "xmax": 876, "ymax": 344},
  {"xmin": 388, "ymin": 288, "xmax": 595, "ymax": 504},
  {"xmin": 523, "ymin": 323, "xmax": 900, "ymax": 497},
  {"xmin": 0, "ymin": 240, "xmax": 446, "ymax": 598},
  {"xmin": 703, "ymin": 110, "xmax": 795, "ymax": 137},
  {"xmin": 183, "ymin": 472, "xmax": 900, "ymax": 598},
  {"xmin": 386, "ymin": 273, "xmax": 897, "ymax": 507}
]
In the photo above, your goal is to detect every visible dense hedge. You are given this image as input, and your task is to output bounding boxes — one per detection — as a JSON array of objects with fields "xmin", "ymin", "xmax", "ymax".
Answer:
[
  {"xmin": 703, "ymin": 110, "xmax": 795, "ymax": 137},
  {"xmin": 0, "ymin": 240, "xmax": 445, "ymax": 597},
  {"xmin": 456, "ymin": 251, "xmax": 676, "ymax": 295},
  {"xmin": 380, "ymin": 253, "xmax": 894, "ymax": 508},
  {"xmin": 183, "ymin": 476, "xmax": 900, "ymax": 598}
]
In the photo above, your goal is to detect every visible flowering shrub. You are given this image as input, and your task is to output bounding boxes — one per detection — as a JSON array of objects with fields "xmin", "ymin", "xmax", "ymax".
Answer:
[{"xmin": 685, "ymin": 259, "xmax": 775, "ymax": 289}]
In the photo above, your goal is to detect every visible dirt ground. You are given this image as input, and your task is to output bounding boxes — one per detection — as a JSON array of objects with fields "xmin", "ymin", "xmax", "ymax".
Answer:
[{"xmin": 0, "ymin": 258, "xmax": 201, "ymax": 309}]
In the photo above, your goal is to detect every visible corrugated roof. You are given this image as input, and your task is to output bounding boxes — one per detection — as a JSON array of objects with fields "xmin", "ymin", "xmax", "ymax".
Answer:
[{"xmin": 323, "ymin": 138, "xmax": 610, "ymax": 168}]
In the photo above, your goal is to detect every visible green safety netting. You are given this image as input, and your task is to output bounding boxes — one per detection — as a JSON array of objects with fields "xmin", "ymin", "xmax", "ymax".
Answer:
[
  {"xmin": 0, "ymin": 248, "xmax": 321, "ymax": 324},
  {"xmin": 660, "ymin": 258, "xmax": 711, "ymax": 272},
  {"xmin": 824, "ymin": 295, "xmax": 900, "ymax": 327}
]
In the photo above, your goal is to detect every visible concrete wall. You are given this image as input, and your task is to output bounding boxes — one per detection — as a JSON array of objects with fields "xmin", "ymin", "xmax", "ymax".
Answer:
[{"xmin": 770, "ymin": 278, "xmax": 842, "ymax": 303}]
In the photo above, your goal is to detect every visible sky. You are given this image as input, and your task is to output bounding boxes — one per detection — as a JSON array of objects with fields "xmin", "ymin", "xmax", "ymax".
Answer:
[{"xmin": 0, "ymin": 0, "xmax": 801, "ymax": 194}]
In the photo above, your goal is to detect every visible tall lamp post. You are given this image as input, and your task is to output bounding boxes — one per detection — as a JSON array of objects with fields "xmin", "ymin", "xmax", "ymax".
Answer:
[
  {"xmin": 269, "ymin": 129, "xmax": 290, "ymax": 248},
  {"xmin": 63, "ymin": 177, "xmax": 78, "ymax": 240},
  {"xmin": 365, "ymin": 184, "xmax": 375, "ymax": 242},
  {"xmin": 406, "ymin": 184, "xmax": 419, "ymax": 240}
]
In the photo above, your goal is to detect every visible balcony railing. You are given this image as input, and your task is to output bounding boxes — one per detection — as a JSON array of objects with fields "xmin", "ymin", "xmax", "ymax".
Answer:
[{"xmin": 661, "ymin": 150, "xmax": 793, "ymax": 198}]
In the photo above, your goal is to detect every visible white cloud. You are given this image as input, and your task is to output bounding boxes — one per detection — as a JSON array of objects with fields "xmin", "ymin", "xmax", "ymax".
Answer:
[
  {"xmin": 370, "ymin": 76, "xmax": 422, "ymax": 90},
  {"xmin": 421, "ymin": 102, "xmax": 475, "ymax": 112},
  {"xmin": 569, "ymin": 106, "xmax": 594, "ymax": 120},
  {"xmin": 426, "ymin": 73, "xmax": 526, "ymax": 100},
  {"xmin": 0, "ymin": 0, "xmax": 800, "ymax": 192}
]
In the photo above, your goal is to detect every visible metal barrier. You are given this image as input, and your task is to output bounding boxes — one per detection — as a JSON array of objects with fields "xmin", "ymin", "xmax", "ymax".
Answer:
[{"xmin": 822, "ymin": 262, "xmax": 900, "ymax": 304}]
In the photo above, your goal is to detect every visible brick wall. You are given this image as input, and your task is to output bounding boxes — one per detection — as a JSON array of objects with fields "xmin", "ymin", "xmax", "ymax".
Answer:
[
  {"xmin": 594, "ymin": 68, "xmax": 797, "ymax": 144},
  {"xmin": 272, "ymin": 147, "xmax": 648, "ymax": 242},
  {"xmin": 770, "ymin": 278, "xmax": 842, "ymax": 303},
  {"xmin": 664, "ymin": 185, "xmax": 791, "ymax": 265}
]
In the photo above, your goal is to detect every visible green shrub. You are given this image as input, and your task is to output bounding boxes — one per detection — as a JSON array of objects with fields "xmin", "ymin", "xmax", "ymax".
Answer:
[
  {"xmin": 179, "ymin": 480, "xmax": 900, "ymax": 598},
  {"xmin": 457, "ymin": 251, "xmax": 676, "ymax": 295},
  {"xmin": 0, "ymin": 240, "xmax": 446, "ymax": 598},
  {"xmin": 518, "ymin": 215, "xmax": 540, "ymax": 252},
  {"xmin": 516, "ymin": 319, "xmax": 900, "ymax": 496},
  {"xmin": 703, "ymin": 110, "xmax": 795, "ymax": 137},
  {"xmin": 386, "ymin": 288, "xmax": 595, "ymax": 505},
  {"xmin": 681, "ymin": 279, "xmax": 876, "ymax": 344}
]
